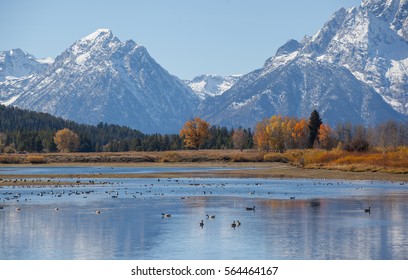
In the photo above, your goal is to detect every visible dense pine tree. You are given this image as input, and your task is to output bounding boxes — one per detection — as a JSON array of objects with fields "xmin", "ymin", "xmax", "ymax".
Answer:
[{"xmin": 307, "ymin": 110, "xmax": 323, "ymax": 148}]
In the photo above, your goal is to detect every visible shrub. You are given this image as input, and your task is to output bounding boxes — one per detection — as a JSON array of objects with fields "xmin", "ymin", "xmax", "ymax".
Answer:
[
  {"xmin": 27, "ymin": 155, "xmax": 47, "ymax": 164},
  {"xmin": 0, "ymin": 155, "xmax": 21, "ymax": 164},
  {"xmin": 343, "ymin": 139, "xmax": 370, "ymax": 152},
  {"xmin": 263, "ymin": 153, "xmax": 289, "ymax": 163},
  {"xmin": 161, "ymin": 151, "xmax": 182, "ymax": 162}
]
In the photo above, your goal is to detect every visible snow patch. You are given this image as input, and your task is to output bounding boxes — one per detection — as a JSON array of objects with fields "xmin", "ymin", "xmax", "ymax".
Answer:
[
  {"xmin": 80, "ymin": 29, "xmax": 112, "ymax": 42},
  {"xmin": 1, "ymin": 95, "xmax": 19, "ymax": 106}
]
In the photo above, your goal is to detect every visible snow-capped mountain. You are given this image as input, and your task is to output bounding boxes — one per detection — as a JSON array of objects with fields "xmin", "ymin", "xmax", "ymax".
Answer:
[
  {"xmin": 185, "ymin": 74, "xmax": 242, "ymax": 100},
  {"xmin": 1, "ymin": 0, "xmax": 407, "ymax": 133},
  {"xmin": 1, "ymin": 29, "xmax": 199, "ymax": 133},
  {"xmin": 199, "ymin": 0, "xmax": 408, "ymax": 127},
  {"xmin": 0, "ymin": 48, "xmax": 50, "ymax": 81},
  {"xmin": 0, "ymin": 49, "xmax": 51, "ymax": 105},
  {"xmin": 297, "ymin": 0, "xmax": 408, "ymax": 114}
]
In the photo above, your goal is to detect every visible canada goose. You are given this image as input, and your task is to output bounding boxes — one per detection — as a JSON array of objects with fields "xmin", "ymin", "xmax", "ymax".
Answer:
[
  {"xmin": 95, "ymin": 210, "xmax": 101, "ymax": 214},
  {"xmin": 162, "ymin": 213, "xmax": 171, "ymax": 218},
  {"xmin": 206, "ymin": 214, "xmax": 216, "ymax": 219},
  {"xmin": 364, "ymin": 206, "xmax": 371, "ymax": 213},
  {"xmin": 231, "ymin": 221, "xmax": 237, "ymax": 228},
  {"xmin": 199, "ymin": 220, "xmax": 204, "ymax": 227},
  {"xmin": 246, "ymin": 206, "xmax": 255, "ymax": 211}
]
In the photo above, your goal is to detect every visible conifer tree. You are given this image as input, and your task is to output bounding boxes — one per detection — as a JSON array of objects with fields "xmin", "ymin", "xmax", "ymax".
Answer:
[{"xmin": 307, "ymin": 110, "xmax": 322, "ymax": 148}]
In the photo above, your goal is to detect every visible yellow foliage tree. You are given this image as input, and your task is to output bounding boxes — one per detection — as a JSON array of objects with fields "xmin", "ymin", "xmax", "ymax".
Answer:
[
  {"xmin": 53, "ymin": 128, "xmax": 80, "ymax": 152},
  {"xmin": 319, "ymin": 123, "xmax": 333, "ymax": 150},
  {"xmin": 179, "ymin": 117, "xmax": 210, "ymax": 149},
  {"xmin": 253, "ymin": 119, "xmax": 270, "ymax": 151},
  {"xmin": 266, "ymin": 115, "xmax": 285, "ymax": 152}
]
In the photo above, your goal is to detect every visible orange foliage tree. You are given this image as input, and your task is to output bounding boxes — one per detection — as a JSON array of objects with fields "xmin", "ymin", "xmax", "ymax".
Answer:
[
  {"xmin": 292, "ymin": 119, "xmax": 309, "ymax": 149},
  {"xmin": 53, "ymin": 128, "xmax": 80, "ymax": 152},
  {"xmin": 253, "ymin": 119, "xmax": 270, "ymax": 151},
  {"xmin": 179, "ymin": 117, "xmax": 210, "ymax": 149},
  {"xmin": 319, "ymin": 123, "xmax": 333, "ymax": 150}
]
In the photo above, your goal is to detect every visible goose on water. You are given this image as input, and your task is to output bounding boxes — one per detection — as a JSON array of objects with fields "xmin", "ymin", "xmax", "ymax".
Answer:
[
  {"xmin": 246, "ymin": 206, "xmax": 255, "ymax": 211},
  {"xmin": 199, "ymin": 220, "xmax": 204, "ymax": 227},
  {"xmin": 162, "ymin": 213, "xmax": 171, "ymax": 218},
  {"xmin": 206, "ymin": 214, "xmax": 216, "ymax": 219},
  {"xmin": 364, "ymin": 206, "xmax": 371, "ymax": 213}
]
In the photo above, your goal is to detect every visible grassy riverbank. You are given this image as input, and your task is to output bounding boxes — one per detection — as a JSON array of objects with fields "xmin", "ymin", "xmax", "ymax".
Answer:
[{"xmin": 1, "ymin": 149, "xmax": 407, "ymax": 184}]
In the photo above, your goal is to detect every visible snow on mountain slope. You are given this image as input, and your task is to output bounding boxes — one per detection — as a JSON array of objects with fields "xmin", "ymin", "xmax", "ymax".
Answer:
[
  {"xmin": 200, "ymin": 0, "xmax": 407, "ymax": 127},
  {"xmin": 0, "ymin": 48, "xmax": 49, "ymax": 81},
  {"xmin": 6, "ymin": 29, "xmax": 199, "ymax": 133},
  {"xmin": 185, "ymin": 74, "xmax": 242, "ymax": 100},
  {"xmin": 0, "ymin": 48, "xmax": 51, "ymax": 106},
  {"xmin": 264, "ymin": 0, "xmax": 408, "ymax": 114}
]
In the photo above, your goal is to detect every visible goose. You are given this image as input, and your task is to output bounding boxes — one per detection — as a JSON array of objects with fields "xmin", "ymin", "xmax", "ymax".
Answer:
[
  {"xmin": 231, "ymin": 221, "xmax": 237, "ymax": 228},
  {"xmin": 162, "ymin": 213, "xmax": 171, "ymax": 218},
  {"xmin": 290, "ymin": 196, "xmax": 296, "ymax": 200},
  {"xmin": 364, "ymin": 206, "xmax": 371, "ymax": 213},
  {"xmin": 95, "ymin": 210, "xmax": 101, "ymax": 214},
  {"xmin": 246, "ymin": 206, "xmax": 256, "ymax": 211},
  {"xmin": 199, "ymin": 220, "xmax": 204, "ymax": 227},
  {"xmin": 15, "ymin": 207, "xmax": 21, "ymax": 211},
  {"xmin": 206, "ymin": 214, "xmax": 216, "ymax": 219}
]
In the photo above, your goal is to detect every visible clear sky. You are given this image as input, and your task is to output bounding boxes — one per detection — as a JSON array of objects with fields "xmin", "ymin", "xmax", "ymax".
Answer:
[{"xmin": 1, "ymin": 0, "xmax": 361, "ymax": 79}]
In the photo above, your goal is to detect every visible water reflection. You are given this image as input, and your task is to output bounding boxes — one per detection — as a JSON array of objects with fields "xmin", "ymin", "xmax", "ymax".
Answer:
[{"xmin": 1, "ymin": 176, "xmax": 408, "ymax": 259}]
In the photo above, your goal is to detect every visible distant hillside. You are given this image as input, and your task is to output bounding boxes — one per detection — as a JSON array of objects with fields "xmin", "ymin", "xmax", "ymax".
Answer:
[{"xmin": 0, "ymin": 104, "xmax": 151, "ymax": 152}]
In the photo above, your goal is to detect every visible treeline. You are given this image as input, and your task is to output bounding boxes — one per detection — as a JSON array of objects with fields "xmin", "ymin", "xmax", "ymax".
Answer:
[
  {"xmin": 253, "ymin": 110, "xmax": 408, "ymax": 152},
  {"xmin": 1, "ymin": 104, "xmax": 406, "ymax": 154},
  {"xmin": 0, "ymin": 105, "xmax": 251, "ymax": 153}
]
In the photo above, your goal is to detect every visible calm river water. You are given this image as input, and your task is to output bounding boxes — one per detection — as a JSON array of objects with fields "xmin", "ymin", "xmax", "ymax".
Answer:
[{"xmin": 1, "ymin": 166, "xmax": 408, "ymax": 260}]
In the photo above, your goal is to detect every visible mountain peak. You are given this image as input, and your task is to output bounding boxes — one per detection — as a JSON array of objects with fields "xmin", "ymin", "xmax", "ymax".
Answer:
[{"xmin": 80, "ymin": 29, "xmax": 113, "ymax": 43}]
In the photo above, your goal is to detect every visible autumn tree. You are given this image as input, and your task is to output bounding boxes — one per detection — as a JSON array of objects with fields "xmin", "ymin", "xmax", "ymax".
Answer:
[
  {"xmin": 232, "ymin": 128, "xmax": 248, "ymax": 151},
  {"xmin": 179, "ymin": 117, "xmax": 210, "ymax": 149},
  {"xmin": 292, "ymin": 118, "xmax": 309, "ymax": 149},
  {"xmin": 253, "ymin": 119, "xmax": 270, "ymax": 151},
  {"xmin": 266, "ymin": 115, "xmax": 285, "ymax": 152},
  {"xmin": 308, "ymin": 110, "xmax": 322, "ymax": 148},
  {"xmin": 53, "ymin": 128, "xmax": 80, "ymax": 152},
  {"xmin": 319, "ymin": 123, "xmax": 333, "ymax": 150}
]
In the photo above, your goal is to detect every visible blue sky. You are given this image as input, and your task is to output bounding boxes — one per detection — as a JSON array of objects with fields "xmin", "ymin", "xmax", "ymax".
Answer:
[{"xmin": 1, "ymin": 0, "xmax": 361, "ymax": 79}]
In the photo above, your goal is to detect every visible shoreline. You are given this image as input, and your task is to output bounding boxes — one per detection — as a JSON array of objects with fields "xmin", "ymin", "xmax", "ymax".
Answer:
[{"xmin": 1, "ymin": 162, "xmax": 407, "ymax": 187}]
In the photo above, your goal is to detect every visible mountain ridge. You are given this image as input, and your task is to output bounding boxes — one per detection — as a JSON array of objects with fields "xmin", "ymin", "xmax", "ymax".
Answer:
[{"xmin": 1, "ymin": 0, "xmax": 407, "ymax": 133}]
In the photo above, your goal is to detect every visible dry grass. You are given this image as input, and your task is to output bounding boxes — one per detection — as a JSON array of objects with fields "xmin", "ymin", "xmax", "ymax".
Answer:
[
  {"xmin": 26, "ymin": 155, "xmax": 47, "ymax": 164},
  {"xmin": 0, "ymin": 155, "xmax": 21, "ymax": 164},
  {"xmin": 1, "ymin": 148, "xmax": 407, "ymax": 174}
]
